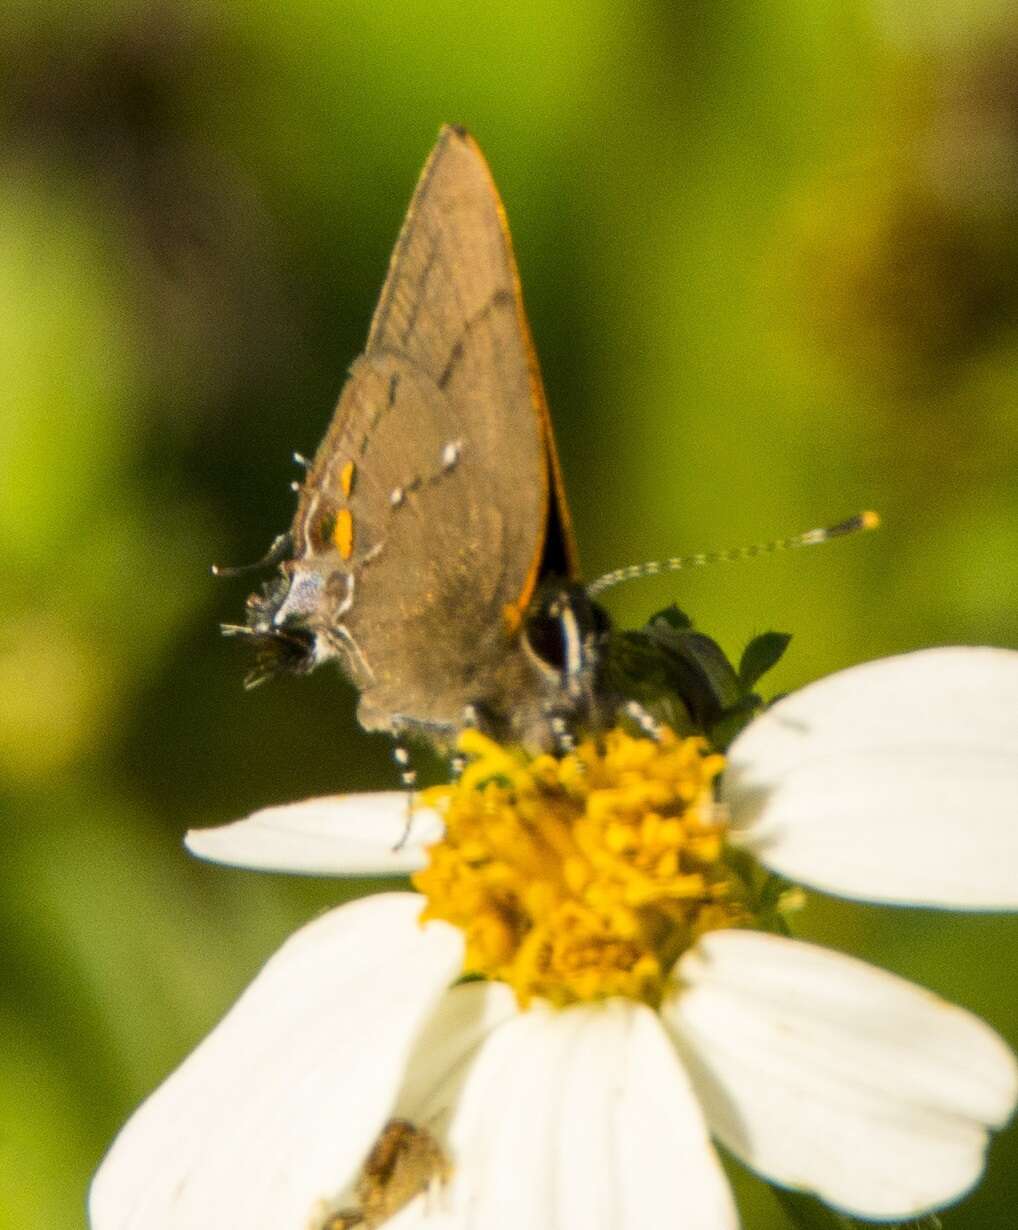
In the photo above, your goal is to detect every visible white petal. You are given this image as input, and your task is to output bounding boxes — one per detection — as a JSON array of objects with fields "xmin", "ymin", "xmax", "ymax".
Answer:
[
  {"xmin": 395, "ymin": 981, "xmax": 521, "ymax": 1127},
  {"xmin": 185, "ymin": 793, "xmax": 443, "ymax": 876},
  {"xmin": 613, "ymin": 1005, "xmax": 739, "ymax": 1230},
  {"xmin": 90, "ymin": 892, "xmax": 463, "ymax": 1230},
  {"xmin": 664, "ymin": 930, "xmax": 1018, "ymax": 1220},
  {"xmin": 723, "ymin": 647, "xmax": 1018, "ymax": 908},
  {"xmin": 433, "ymin": 999, "xmax": 736, "ymax": 1230}
]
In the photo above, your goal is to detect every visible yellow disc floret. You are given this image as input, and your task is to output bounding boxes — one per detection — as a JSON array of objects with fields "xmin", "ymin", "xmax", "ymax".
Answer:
[{"xmin": 413, "ymin": 726, "xmax": 748, "ymax": 1008}]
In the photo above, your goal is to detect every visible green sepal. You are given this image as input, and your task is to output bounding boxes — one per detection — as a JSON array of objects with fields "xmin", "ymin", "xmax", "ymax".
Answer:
[
  {"xmin": 706, "ymin": 693, "xmax": 759, "ymax": 751},
  {"xmin": 720, "ymin": 848, "xmax": 798, "ymax": 938},
  {"xmin": 738, "ymin": 630, "xmax": 792, "ymax": 691},
  {"xmin": 773, "ymin": 1188, "xmax": 942, "ymax": 1230},
  {"xmin": 602, "ymin": 612, "xmax": 794, "ymax": 751},
  {"xmin": 643, "ymin": 617, "xmax": 742, "ymax": 722},
  {"xmin": 601, "ymin": 629, "xmax": 697, "ymax": 737},
  {"xmin": 648, "ymin": 602, "xmax": 694, "ymax": 631}
]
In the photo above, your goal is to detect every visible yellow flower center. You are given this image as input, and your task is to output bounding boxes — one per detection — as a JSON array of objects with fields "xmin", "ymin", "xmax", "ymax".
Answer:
[{"xmin": 413, "ymin": 726, "xmax": 748, "ymax": 1008}]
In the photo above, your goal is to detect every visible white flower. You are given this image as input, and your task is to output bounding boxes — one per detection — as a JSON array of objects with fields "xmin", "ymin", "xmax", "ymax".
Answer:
[{"xmin": 90, "ymin": 648, "xmax": 1018, "ymax": 1230}]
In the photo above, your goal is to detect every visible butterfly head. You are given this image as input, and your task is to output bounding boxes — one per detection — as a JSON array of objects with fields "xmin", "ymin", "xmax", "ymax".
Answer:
[{"xmin": 221, "ymin": 562, "xmax": 336, "ymax": 688}]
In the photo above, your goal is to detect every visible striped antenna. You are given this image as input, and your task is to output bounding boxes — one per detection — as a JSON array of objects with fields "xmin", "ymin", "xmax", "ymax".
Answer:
[{"xmin": 586, "ymin": 511, "xmax": 880, "ymax": 599}]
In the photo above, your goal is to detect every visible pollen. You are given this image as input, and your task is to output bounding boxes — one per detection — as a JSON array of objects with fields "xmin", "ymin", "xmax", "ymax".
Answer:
[{"xmin": 413, "ymin": 726, "xmax": 748, "ymax": 1008}]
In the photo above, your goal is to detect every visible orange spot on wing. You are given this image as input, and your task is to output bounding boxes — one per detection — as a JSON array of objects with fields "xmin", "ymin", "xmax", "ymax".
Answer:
[
  {"xmin": 341, "ymin": 461, "xmax": 355, "ymax": 498},
  {"xmin": 335, "ymin": 508, "xmax": 355, "ymax": 559},
  {"xmin": 502, "ymin": 602, "xmax": 524, "ymax": 636}
]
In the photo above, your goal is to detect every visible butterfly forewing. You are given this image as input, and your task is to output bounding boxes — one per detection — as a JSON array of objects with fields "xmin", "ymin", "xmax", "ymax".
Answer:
[{"xmin": 368, "ymin": 127, "xmax": 578, "ymax": 582}]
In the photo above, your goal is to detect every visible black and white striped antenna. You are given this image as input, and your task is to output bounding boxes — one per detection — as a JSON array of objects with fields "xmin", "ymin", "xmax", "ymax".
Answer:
[{"xmin": 586, "ymin": 511, "xmax": 880, "ymax": 599}]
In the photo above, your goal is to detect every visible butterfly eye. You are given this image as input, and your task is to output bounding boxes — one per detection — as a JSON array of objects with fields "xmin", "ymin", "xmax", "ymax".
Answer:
[
  {"xmin": 523, "ymin": 586, "xmax": 611, "ymax": 684},
  {"xmin": 523, "ymin": 604, "xmax": 568, "ymax": 673}
]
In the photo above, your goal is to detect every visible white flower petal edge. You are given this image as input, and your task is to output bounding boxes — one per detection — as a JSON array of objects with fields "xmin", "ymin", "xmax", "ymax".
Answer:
[
  {"xmin": 185, "ymin": 792, "xmax": 443, "ymax": 876},
  {"xmin": 663, "ymin": 930, "xmax": 1018, "ymax": 1221},
  {"xmin": 396, "ymin": 997, "xmax": 738, "ymax": 1230},
  {"xmin": 89, "ymin": 893, "xmax": 462, "ymax": 1230},
  {"xmin": 723, "ymin": 647, "xmax": 1018, "ymax": 908}
]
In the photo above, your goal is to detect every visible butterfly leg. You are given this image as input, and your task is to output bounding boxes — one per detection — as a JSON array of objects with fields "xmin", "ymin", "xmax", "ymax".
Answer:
[
  {"xmin": 549, "ymin": 713, "xmax": 576, "ymax": 755},
  {"xmin": 393, "ymin": 743, "xmax": 417, "ymax": 789},
  {"xmin": 624, "ymin": 699, "xmax": 664, "ymax": 741},
  {"xmin": 391, "ymin": 743, "xmax": 417, "ymax": 852},
  {"xmin": 386, "ymin": 714, "xmax": 457, "ymax": 852}
]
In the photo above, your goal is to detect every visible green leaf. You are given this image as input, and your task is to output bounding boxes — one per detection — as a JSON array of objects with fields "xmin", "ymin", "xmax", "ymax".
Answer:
[
  {"xmin": 738, "ymin": 631, "xmax": 792, "ymax": 690},
  {"xmin": 600, "ymin": 630, "xmax": 697, "ymax": 736},
  {"xmin": 646, "ymin": 625, "xmax": 743, "ymax": 726}
]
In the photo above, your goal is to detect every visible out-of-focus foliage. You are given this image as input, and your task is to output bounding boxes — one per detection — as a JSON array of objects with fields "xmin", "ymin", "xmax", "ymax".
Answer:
[{"xmin": 1, "ymin": 2, "xmax": 1016, "ymax": 1227}]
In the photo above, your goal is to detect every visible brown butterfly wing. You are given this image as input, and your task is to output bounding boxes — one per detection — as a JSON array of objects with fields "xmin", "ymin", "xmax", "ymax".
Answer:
[{"xmin": 293, "ymin": 126, "xmax": 576, "ymax": 735}]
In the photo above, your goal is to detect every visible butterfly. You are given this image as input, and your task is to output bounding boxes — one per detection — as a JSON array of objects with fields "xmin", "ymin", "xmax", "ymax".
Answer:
[{"xmin": 223, "ymin": 126, "xmax": 611, "ymax": 753}]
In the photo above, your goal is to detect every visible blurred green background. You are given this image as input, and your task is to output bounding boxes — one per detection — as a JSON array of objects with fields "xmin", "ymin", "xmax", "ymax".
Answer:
[{"xmin": 2, "ymin": 2, "xmax": 1017, "ymax": 1227}]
